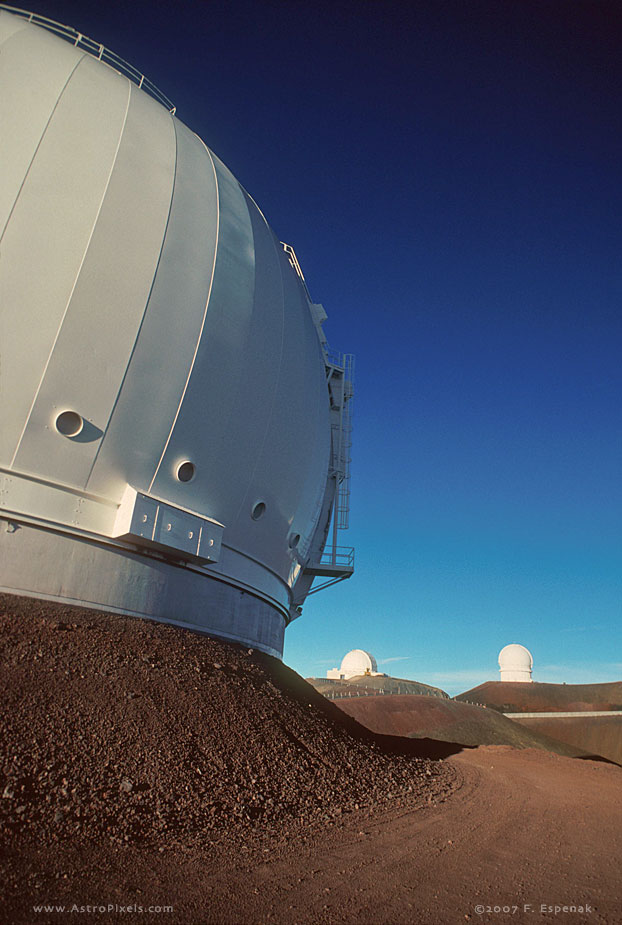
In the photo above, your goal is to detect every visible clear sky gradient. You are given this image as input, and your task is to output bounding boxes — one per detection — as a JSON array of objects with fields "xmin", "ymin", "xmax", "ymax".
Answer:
[{"xmin": 28, "ymin": 0, "xmax": 622, "ymax": 695}]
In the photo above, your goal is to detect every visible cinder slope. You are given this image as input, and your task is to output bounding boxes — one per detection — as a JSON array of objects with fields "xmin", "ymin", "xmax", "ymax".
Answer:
[
  {"xmin": 457, "ymin": 680, "xmax": 622, "ymax": 713},
  {"xmin": 0, "ymin": 591, "xmax": 457, "ymax": 912},
  {"xmin": 335, "ymin": 694, "xmax": 595, "ymax": 757},
  {"xmin": 3, "ymin": 596, "xmax": 622, "ymax": 923},
  {"xmin": 511, "ymin": 715, "xmax": 622, "ymax": 765}
]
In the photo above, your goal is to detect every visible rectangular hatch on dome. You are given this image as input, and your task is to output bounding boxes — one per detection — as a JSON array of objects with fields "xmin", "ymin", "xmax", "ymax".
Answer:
[{"xmin": 112, "ymin": 485, "xmax": 223, "ymax": 563}]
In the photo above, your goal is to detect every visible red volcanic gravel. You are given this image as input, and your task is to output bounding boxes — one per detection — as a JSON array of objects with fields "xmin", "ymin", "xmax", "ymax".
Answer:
[
  {"xmin": 0, "ymin": 593, "xmax": 456, "ymax": 920},
  {"xmin": 2, "ymin": 594, "xmax": 622, "ymax": 924}
]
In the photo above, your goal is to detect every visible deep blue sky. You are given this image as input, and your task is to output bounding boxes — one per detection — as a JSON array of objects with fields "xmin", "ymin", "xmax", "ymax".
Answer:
[{"xmin": 27, "ymin": 0, "xmax": 622, "ymax": 694}]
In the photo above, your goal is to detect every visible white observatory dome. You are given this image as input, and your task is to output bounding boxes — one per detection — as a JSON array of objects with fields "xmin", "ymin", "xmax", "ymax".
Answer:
[
  {"xmin": 498, "ymin": 644, "xmax": 533, "ymax": 682},
  {"xmin": 327, "ymin": 649, "xmax": 381, "ymax": 680},
  {"xmin": 0, "ymin": 9, "xmax": 354, "ymax": 658}
]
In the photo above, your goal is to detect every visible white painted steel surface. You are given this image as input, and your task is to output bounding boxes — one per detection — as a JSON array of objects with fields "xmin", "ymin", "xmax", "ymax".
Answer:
[
  {"xmin": 498, "ymin": 644, "xmax": 533, "ymax": 682},
  {"xmin": 0, "ymin": 9, "xmax": 353, "ymax": 656}
]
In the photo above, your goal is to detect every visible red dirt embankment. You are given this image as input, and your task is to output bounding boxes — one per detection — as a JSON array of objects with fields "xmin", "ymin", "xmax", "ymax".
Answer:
[
  {"xmin": 2, "ymin": 593, "xmax": 622, "ymax": 924},
  {"xmin": 334, "ymin": 694, "xmax": 592, "ymax": 757},
  {"xmin": 457, "ymin": 680, "xmax": 622, "ymax": 713},
  {"xmin": 511, "ymin": 715, "xmax": 622, "ymax": 766},
  {"xmin": 0, "ymin": 592, "xmax": 456, "ymax": 923}
]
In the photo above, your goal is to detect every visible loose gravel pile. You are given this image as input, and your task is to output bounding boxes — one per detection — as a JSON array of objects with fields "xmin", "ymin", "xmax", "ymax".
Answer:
[{"xmin": 0, "ymin": 593, "xmax": 456, "ymax": 860}]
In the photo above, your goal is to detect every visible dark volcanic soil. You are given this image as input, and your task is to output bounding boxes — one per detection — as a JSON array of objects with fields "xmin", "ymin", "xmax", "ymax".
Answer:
[
  {"xmin": 0, "ymin": 592, "xmax": 455, "ymax": 922},
  {"xmin": 457, "ymin": 680, "xmax": 622, "ymax": 713},
  {"xmin": 2, "ymin": 593, "xmax": 621, "ymax": 925},
  {"xmin": 333, "ymin": 694, "xmax": 598, "ymax": 758},
  {"xmin": 511, "ymin": 714, "xmax": 622, "ymax": 765}
]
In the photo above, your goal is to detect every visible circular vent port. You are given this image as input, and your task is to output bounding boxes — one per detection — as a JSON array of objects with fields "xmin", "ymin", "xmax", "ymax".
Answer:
[
  {"xmin": 176, "ymin": 461, "xmax": 196, "ymax": 483},
  {"xmin": 55, "ymin": 410, "xmax": 83, "ymax": 437},
  {"xmin": 251, "ymin": 501, "xmax": 266, "ymax": 521}
]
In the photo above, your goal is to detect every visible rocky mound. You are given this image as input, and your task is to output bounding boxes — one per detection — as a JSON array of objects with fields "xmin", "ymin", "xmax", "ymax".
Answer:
[
  {"xmin": 308, "ymin": 675, "xmax": 449, "ymax": 699},
  {"xmin": 0, "ymin": 593, "xmax": 456, "ymax": 864},
  {"xmin": 334, "ymin": 694, "xmax": 594, "ymax": 757},
  {"xmin": 457, "ymin": 680, "xmax": 622, "ymax": 713}
]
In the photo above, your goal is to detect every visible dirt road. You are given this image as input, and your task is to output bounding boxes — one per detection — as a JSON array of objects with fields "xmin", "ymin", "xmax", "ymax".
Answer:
[
  {"xmin": 175, "ymin": 745, "xmax": 617, "ymax": 925},
  {"xmin": 19, "ymin": 744, "xmax": 616, "ymax": 925}
]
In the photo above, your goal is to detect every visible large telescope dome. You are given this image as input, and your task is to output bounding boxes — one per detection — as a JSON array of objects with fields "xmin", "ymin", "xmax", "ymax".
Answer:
[{"xmin": 0, "ymin": 8, "xmax": 354, "ymax": 657}]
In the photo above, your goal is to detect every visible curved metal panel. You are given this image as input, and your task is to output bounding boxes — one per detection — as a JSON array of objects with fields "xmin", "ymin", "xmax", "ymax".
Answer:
[
  {"xmin": 14, "ymin": 79, "xmax": 176, "ymax": 488},
  {"xmin": 149, "ymin": 151, "xmax": 257, "ymax": 517},
  {"xmin": 0, "ymin": 8, "xmax": 26, "ymax": 42},
  {"xmin": 207, "ymin": 187, "xmax": 286, "ymax": 531},
  {"xmin": 0, "ymin": 14, "xmax": 85, "ymax": 238},
  {"xmin": 0, "ymin": 53, "xmax": 130, "ymax": 465},
  {"xmin": 87, "ymin": 119, "xmax": 219, "ymax": 500},
  {"xmin": 229, "ymin": 234, "xmax": 331, "ymax": 576}
]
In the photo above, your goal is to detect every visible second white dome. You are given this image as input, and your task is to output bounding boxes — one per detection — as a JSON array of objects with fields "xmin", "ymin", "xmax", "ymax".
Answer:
[{"xmin": 498, "ymin": 644, "xmax": 533, "ymax": 682}]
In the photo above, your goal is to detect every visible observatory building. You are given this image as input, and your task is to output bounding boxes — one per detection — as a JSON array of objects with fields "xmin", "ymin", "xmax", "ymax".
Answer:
[
  {"xmin": 498, "ymin": 644, "xmax": 533, "ymax": 682},
  {"xmin": 0, "ymin": 8, "xmax": 354, "ymax": 658},
  {"xmin": 327, "ymin": 650, "xmax": 385, "ymax": 680}
]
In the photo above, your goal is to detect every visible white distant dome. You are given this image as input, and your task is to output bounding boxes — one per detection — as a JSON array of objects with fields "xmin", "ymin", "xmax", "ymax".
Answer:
[
  {"xmin": 498, "ymin": 644, "xmax": 533, "ymax": 682},
  {"xmin": 341, "ymin": 649, "xmax": 377, "ymax": 677},
  {"xmin": 326, "ymin": 648, "xmax": 382, "ymax": 680}
]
